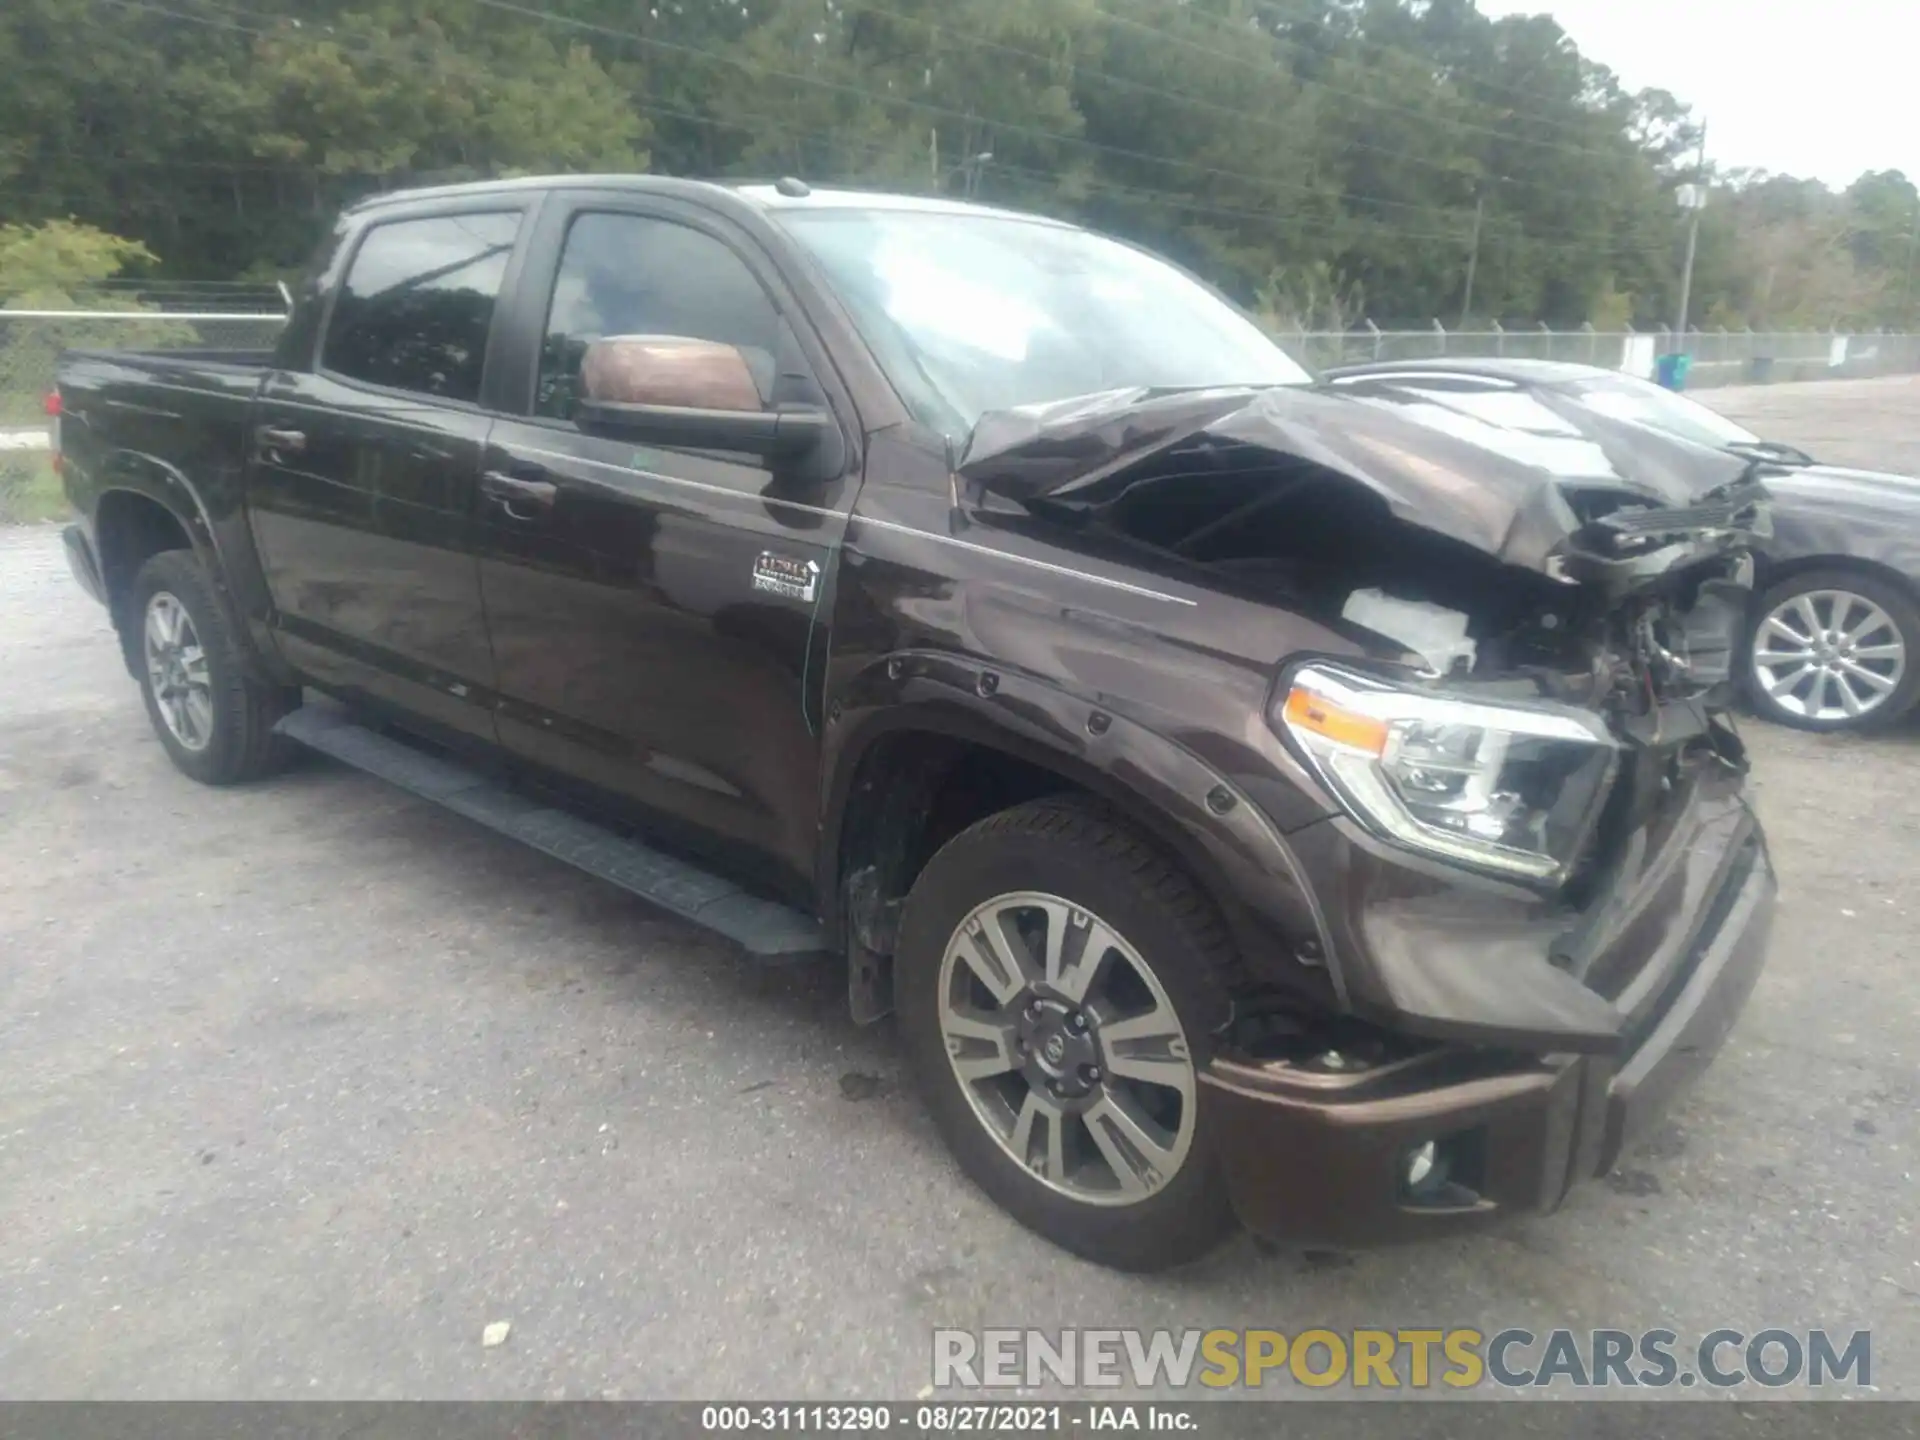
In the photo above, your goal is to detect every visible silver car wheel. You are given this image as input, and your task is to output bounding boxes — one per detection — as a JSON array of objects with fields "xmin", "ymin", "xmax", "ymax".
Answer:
[
  {"xmin": 1753, "ymin": 588, "xmax": 1907, "ymax": 723},
  {"xmin": 143, "ymin": 591, "xmax": 215, "ymax": 752},
  {"xmin": 936, "ymin": 891, "xmax": 1197, "ymax": 1207}
]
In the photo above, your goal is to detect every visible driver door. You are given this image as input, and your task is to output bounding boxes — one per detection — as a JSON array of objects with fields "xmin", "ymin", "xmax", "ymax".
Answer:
[{"xmin": 472, "ymin": 200, "xmax": 858, "ymax": 891}]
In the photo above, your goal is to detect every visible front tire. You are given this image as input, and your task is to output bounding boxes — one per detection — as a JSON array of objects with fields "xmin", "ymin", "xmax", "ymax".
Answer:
[
  {"xmin": 1743, "ymin": 568, "xmax": 1920, "ymax": 732},
  {"xmin": 130, "ymin": 550, "xmax": 297, "ymax": 784},
  {"xmin": 896, "ymin": 797, "xmax": 1239, "ymax": 1271}
]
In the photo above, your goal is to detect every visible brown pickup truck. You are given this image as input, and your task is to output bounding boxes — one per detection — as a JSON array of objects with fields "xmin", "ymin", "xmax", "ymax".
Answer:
[{"xmin": 55, "ymin": 175, "xmax": 1774, "ymax": 1270}]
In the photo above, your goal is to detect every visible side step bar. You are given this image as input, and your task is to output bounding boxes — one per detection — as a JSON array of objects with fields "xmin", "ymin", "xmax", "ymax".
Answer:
[{"xmin": 275, "ymin": 706, "xmax": 829, "ymax": 960}]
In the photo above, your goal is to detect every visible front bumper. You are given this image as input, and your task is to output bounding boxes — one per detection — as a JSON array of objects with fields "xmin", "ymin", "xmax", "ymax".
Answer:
[{"xmin": 1201, "ymin": 835, "xmax": 1774, "ymax": 1246}]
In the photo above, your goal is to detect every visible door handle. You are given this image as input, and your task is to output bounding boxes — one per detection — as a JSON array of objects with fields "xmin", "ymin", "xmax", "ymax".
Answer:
[
  {"xmin": 256, "ymin": 425, "xmax": 307, "ymax": 455},
  {"xmin": 482, "ymin": 469, "xmax": 558, "ymax": 521}
]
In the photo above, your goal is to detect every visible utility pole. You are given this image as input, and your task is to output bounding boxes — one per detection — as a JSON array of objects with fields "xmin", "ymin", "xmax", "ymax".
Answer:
[
  {"xmin": 1459, "ymin": 191, "xmax": 1485, "ymax": 328},
  {"xmin": 929, "ymin": 128, "xmax": 939, "ymax": 193},
  {"xmin": 1903, "ymin": 212, "xmax": 1919, "ymax": 326},
  {"xmin": 1673, "ymin": 120, "xmax": 1710, "ymax": 349},
  {"xmin": 962, "ymin": 152, "xmax": 993, "ymax": 199}
]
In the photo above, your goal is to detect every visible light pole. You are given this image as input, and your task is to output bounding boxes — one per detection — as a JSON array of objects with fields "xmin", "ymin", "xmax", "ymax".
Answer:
[
  {"xmin": 1459, "ymin": 191, "xmax": 1485, "ymax": 329},
  {"xmin": 1672, "ymin": 122, "xmax": 1710, "ymax": 352},
  {"xmin": 961, "ymin": 151, "xmax": 993, "ymax": 199},
  {"xmin": 930, "ymin": 134, "xmax": 993, "ymax": 198},
  {"xmin": 1896, "ymin": 214, "xmax": 1912, "ymax": 326},
  {"xmin": 1674, "ymin": 181, "xmax": 1707, "ymax": 348}
]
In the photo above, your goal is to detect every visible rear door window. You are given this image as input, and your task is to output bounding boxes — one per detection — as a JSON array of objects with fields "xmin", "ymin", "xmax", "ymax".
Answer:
[{"xmin": 322, "ymin": 212, "xmax": 522, "ymax": 403}]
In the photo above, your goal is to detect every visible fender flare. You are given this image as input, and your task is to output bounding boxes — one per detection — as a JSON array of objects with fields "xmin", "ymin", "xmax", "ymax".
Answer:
[
  {"xmin": 818, "ymin": 649, "xmax": 1344, "ymax": 1004},
  {"xmin": 89, "ymin": 452, "xmax": 283, "ymax": 683},
  {"xmin": 93, "ymin": 454, "xmax": 220, "ymax": 569}
]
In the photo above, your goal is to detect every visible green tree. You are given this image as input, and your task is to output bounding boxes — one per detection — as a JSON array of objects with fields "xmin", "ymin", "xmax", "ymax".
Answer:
[
  {"xmin": 2, "ymin": 0, "xmax": 1914, "ymax": 336},
  {"xmin": 0, "ymin": 219, "xmax": 156, "ymax": 305},
  {"xmin": 0, "ymin": 218, "xmax": 164, "ymax": 519}
]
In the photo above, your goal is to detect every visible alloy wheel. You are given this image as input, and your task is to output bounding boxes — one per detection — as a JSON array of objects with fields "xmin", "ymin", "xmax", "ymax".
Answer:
[
  {"xmin": 936, "ymin": 891, "xmax": 1197, "ymax": 1207},
  {"xmin": 143, "ymin": 591, "xmax": 215, "ymax": 752},
  {"xmin": 1752, "ymin": 588, "xmax": 1907, "ymax": 723}
]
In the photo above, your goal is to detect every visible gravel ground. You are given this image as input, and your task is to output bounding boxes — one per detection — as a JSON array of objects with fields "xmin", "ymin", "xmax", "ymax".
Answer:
[{"xmin": 1, "ymin": 376, "xmax": 1917, "ymax": 1401}]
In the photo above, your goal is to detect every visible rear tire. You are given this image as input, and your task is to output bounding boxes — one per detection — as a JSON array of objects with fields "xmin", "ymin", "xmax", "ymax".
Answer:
[
  {"xmin": 1742, "ymin": 568, "xmax": 1920, "ymax": 732},
  {"xmin": 896, "ymin": 796, "xmax": 1239, "ymax": 1271},
  {"xmin": 130, "ymin": 550, "xmax": 298, "ymax": 784}
]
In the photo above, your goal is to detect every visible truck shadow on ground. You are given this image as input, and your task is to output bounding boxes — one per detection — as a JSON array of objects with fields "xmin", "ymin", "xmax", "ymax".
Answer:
[{"xmin": 246, "ymin": 748, "xmax": 1727, "ymax": 1291}]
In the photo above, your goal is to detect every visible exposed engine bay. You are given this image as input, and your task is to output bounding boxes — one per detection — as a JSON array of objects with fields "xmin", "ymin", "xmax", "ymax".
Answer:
[
  {"xmin": 1127, "ymin": 447, "xmax": 1745, "ymax": 714},
  {"xmin": 960, "ymin": 385, "xmax": 1772, "ymax": 747}
]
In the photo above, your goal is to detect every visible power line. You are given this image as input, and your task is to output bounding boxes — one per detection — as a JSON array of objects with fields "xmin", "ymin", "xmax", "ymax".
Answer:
[
  {"xmin": 78, "ymin": 1, "xmax": 769, "ymax": 146},
  {"xmin": 502, "ymin": 0, "xmax": 1697, "ymax": 248},
  {"xmin": 471, "ymin": 0, "xmax": 1676, "ymax": 249},
  {"xmin": 64, "ymin": 0, "xmax": 1690, "ymax": 268},
  {"xmin": 833, "ymin": 0, "xmax": 1682, "ymax": 255},
  {"xmin": 100, "ymin": 0, "xmax": 256, "ymax": 36},
  {"xmin": 123, "ymin": 0, "xmax": 1464, "ymax": 221},
  {"xmin": 1229, "ymin": 0, "xmax": 1666, "ymax": 136},
  {"xmin": 979, "ymin": 158, "xmax": 1470, "ymax": 245},
  {"xmin": 1087, "ymin": 1, "xmax": 1636, "ymax": 168},
  {"xmin": 836, "ymin": 1, "xmax": 1489, "ymax": 211},
  {"xmin": 66, "ymin": 1, "xmax": 956, "ymax": 186},
  {"xmin": 67, "ymin": 0, "xmax": 1461, "ymax": 248},
  {"xmin": 466, "ymin": 0, "xmax": 1483, "ymax": 211}
]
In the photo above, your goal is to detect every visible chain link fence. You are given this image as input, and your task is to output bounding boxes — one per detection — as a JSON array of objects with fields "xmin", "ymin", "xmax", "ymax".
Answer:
[
  {"xmin": 0, "ymin": 309, "xmax": 287, "ymax": 523},
  {"xmin": 5, "ymin": 308, "xmax": 1920, "ymax": 522}
]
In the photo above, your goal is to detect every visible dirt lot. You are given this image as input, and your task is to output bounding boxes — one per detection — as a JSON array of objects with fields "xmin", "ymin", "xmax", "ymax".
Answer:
[{"xmin": 2, "ymin": 376, "xmax": 1917, "ymax": 1399}]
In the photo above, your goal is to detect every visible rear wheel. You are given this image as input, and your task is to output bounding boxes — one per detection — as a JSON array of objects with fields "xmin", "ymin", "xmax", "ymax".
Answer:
[
  {"xmin": 131, "ymin": 550, "xmax": 298, "ymax": 784},
  {"xmin": 1743, "ymin": 569, "xmax": 1920, "ymax": 732},
  {"xmin": 896, "ymin": 796, "xmax": 1239, "ymax": 1271}
]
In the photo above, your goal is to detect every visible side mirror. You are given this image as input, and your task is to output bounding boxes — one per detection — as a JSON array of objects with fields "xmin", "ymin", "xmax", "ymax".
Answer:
[{"xmin": 574, "ymin": 334, "xmax": 831, "ymax": 467}]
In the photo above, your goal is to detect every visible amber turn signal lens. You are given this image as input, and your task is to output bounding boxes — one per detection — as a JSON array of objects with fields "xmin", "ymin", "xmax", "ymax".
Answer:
[{"xmin": 1283, "ymin": 686, "xmax": 1389, "ymax": 755}]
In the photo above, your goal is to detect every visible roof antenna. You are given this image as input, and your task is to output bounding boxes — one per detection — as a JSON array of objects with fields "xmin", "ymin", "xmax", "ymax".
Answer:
[{"xmin": 774, "ymin": 176, "xmax": 811, "ymax": 198}]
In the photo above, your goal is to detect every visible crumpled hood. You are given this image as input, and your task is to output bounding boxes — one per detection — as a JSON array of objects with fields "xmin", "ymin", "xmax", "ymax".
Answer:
[{"xmin": 959, "ymin": 384, "xmax": 1764, "ymax": 574}]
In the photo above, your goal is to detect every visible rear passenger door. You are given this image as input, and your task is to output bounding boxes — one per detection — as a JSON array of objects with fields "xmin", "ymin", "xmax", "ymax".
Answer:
[
  {"xmin": 472, "ymin": 198, "xmax": 860, "ymax": 891},
  {"xmin": 248, "ymin": 205, "xmax": 532, "ymax": 743}
]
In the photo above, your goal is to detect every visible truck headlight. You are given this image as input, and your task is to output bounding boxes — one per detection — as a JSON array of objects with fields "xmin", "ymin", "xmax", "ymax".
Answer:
[{"xmin": 1276, "ymin": 663, "xmax": 1618, "ymax": 883}]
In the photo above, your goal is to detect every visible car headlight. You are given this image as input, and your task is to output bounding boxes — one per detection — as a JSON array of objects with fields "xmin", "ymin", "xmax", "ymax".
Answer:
[{"xmin": 1276, "ymin": 663, "xmax": 1618, "ymax": 883}]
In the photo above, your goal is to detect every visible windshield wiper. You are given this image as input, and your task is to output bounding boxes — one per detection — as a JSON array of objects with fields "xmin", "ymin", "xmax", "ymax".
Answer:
[{"xmin": 1724, "ymin": 438, "xmax": 1814, "ymax": 467}]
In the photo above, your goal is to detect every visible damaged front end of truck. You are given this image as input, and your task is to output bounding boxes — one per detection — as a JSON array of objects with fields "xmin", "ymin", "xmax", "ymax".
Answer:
[
  {"xmin": 963, "ymin": 382, "xmax": 1767, "ymax": 695},
  {"xmin": 957, "ymin": 378, "xmax": 1778, "ymax": 983},
  {"xmin": 957, "ymin": 380, "xmax": 1772, "ymax": 957},
  {"xmin": 959, "ymin": 382, "xmax": 1771, "ymax": 817},
  {"xmin": 954, "ymin": 382, "xmax": 1778, "ymax": 1240}
]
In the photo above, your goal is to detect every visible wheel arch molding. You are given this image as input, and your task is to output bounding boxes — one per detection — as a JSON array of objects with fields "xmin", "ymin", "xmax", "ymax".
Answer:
[
  {"xmin": 1751, "ymin": 550, "xmax": 1920, "ymax": 608},
  {"xmin": 817, "ymin": 650, "xmax": 1341, "ymax": 1006},
  {"xmin": 88, "ymin": 457, "xmax": 289, "ymax": 687}
]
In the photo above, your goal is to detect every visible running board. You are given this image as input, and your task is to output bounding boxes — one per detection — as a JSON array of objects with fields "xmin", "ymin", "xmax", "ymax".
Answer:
[{"xmin": 274, "ymin": 706, "xmax": 829, "ymax": 960}]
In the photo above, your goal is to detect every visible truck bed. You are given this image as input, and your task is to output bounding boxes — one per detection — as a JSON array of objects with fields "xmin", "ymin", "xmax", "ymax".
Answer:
[
  {"xmin": 55, "ymin": 347, "xmax": 272, "ymax": 540},
  {"xmin": 60, "ymin": 346, "xmax": 276, "ymax": 375}
]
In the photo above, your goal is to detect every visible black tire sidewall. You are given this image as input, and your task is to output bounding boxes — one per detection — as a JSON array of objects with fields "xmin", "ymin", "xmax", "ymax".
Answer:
[
  {"xmin": 896, "ymin": 802, "xmax": 1238, "ymax": 1271},
  {"xmin": 1743, "ymin": 569, "xmax": 1920, "ymax": 732},
  {"xmin": 130, "ymin": 551, "xmax": 258, "ymax": 783}
]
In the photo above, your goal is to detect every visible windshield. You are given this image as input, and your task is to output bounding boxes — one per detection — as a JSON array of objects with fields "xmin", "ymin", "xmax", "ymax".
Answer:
[
  {"xmin": 1559, "ymin": 373, "xmax": 1760, "ymax": 450},
  {"xmin": 776, "ymin": 208, "xmax": 1311, "ymax": 433}
]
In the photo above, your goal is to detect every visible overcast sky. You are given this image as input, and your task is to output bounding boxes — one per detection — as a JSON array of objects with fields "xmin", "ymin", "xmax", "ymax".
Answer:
[{"xmin": 1474, "ymin": 0, "xmax": 1913, "ymax": 188}]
